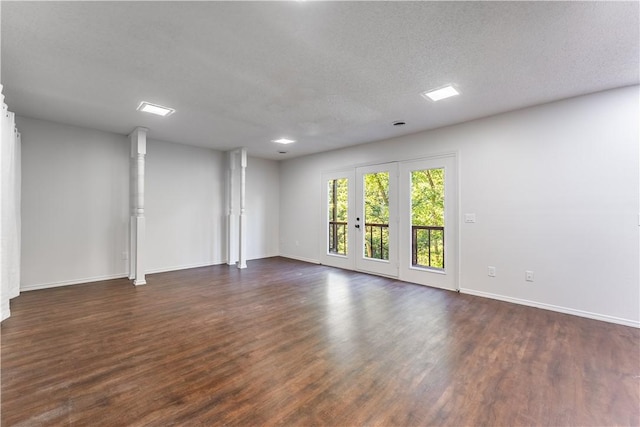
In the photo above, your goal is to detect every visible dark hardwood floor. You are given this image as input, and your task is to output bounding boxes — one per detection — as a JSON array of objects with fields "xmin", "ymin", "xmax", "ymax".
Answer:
[{"xmin": 1, "ymin": 257, "xmax": 638, "ymax": 426}]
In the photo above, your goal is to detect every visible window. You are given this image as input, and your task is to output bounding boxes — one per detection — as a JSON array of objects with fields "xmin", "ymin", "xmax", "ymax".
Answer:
[
  {"xmin": 328, "ymin": 178, "xmax": 348, "ymax": 255},
  {"xmin": 411, "ymin": 168, "xmax": 444, "ymax": 269}
]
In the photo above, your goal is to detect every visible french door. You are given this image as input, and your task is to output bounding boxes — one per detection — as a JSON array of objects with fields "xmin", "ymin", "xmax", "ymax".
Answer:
[
  {"xmin": 320, "ymin": 170, "xmax": 355, "ymax": 270},
  {"xmin": 355, "ymin": 163, "xmax": 398, "ymax": 277},
  {"xmin": 321, "ymin": 155, "xmax": 457, "ymax": 290},
  {"xmin": 398, "ymin": 156, "xmax": 457, "ymax": 290}
]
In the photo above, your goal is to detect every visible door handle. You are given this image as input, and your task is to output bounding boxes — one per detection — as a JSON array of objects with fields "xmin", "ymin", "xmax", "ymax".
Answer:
[{"xmin": 355, "ymin": 224, "xmax": 360, "ymax": 228}]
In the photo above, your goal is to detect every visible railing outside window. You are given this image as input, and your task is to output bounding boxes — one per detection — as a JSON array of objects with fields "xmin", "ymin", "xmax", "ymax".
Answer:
[
  {"xmin": 328, "ymin": 221, "xmax": 347, "ymax": 255},
  {"xmin": 334, "ymin": 222, "xmax": 444, "ymax": 269},
  {"xmin": 412, "ymin": 226, "xmax": 444, "ymax": 269},
  {"xmin": 364, "ymin": 223, "xmax": 389, "ymax": 260}
]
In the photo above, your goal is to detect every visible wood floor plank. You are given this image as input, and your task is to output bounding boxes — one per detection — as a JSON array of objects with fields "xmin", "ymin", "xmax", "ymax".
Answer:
[{"xmin": 1, "ymin": 257, "xmax": 638, "ymax": 426}]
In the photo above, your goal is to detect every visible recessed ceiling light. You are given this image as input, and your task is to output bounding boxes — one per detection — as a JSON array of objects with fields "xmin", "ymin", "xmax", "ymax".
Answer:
[
  {"xmin": 421, "ymin": 85, "xmax": 460, "ymax": 102},
  {"xmin": 272, "ymin": 138, "xmax": 296, "ymax": 144},
  {"xmin": 137, "ymin": 101, "xmax": 175, "ymax": 117}
]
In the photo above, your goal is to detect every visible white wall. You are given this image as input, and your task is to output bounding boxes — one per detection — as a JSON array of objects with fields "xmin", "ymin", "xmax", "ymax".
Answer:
[
  {"xmin": 19, "ymin": 117, "xmax": 129, "ymax": 289},
  {"xmin": 279, "ymin": 86, "xmax": 640, "ymax": 326},
  {"xmin": 145, "ymin": 139, "xmax": 225, "ymax": 273},
  {"xmin": 246, "ymin": 156, "xmax": 280, "ymax": 260},
  {"xmin": 18, "ymin": 117, "xmax": 281, "ymax": 289}
]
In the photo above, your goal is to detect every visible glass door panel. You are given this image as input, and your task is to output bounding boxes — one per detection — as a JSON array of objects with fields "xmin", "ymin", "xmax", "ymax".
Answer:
[
  {"xmin": 399, "ymin": 156, "xmax": 457, "ymax": 290},
  {"xmin": 411, "ymin": 168, "xmax": 445, "ymax": 270},
  {"xmin": 355, "ymin": 163, "xmax": 398, "ymax": 277},
  {"xmin": 363, "ymin": 171, "xmax": 390, "ymax": 260},
  {"xmin": 320, "ymin": 171, "xmax": 355, "ymax": 270},
  {"xmin": 321, "ymin": 156, "xmax": 457, "ymax": 290},
  {"xmin": 328, "ymin": 178, "xmax": 349, "ymax": 256}
]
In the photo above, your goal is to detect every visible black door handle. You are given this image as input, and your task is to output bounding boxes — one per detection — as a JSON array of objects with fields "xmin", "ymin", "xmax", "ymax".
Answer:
[{"xmin": 355, "ymin": 224, "xmax": 360, "ymax": 229}]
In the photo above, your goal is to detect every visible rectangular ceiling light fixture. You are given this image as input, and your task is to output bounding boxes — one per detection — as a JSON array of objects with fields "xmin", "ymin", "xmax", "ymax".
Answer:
[
  {"xmin": 421, "ymin": 85, "xmax": 460, "ymax": 102},
  {"xmin": 272, "ymin": 138, "xmax": 296, "ymax": 144},
  {"xmin": 137, "ymin": 101, "xmax": 175, "ymax": 117}
]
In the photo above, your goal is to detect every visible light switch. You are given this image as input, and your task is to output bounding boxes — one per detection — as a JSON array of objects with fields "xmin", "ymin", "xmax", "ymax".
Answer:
[{"xmin": 464, "ymin": 213, "xmax": 476, "ymax": 223}]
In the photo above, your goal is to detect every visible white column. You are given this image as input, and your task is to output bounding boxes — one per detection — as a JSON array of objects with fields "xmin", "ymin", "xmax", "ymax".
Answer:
[
  {"xmin": 226, "ymin": 148, "xmax": 248, "ymax": 269},
  {"xmin": 8, "ymin": 127, "xmax": 20, "ymax": 298},
  {"xmin": 227, "ymin": 150, "xmax": 238, "ymax": 265},
  {"xmin": 129, "ymin": 127, "xmax": 148, "ymax": 285},
  {"xmin": 238, "ymin": 148, "xmax": 247, "ymax": 269},
  {"xmin": 0, "ymin": 84, "xmax": 21, "ymax": 320},
  {"xmin": 0, "ymin": 85, "xmax": 6, "ymax": 321},
  {"xmin": 14, "ymin": 130, "xmax": 21, "ymax": 299}
]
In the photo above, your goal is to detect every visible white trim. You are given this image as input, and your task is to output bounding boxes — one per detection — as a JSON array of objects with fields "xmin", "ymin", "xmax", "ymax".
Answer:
[
  {"xmin": 20, "ymin": 258, "xmax": 276, "ymax": 292},
  {"xmin": 145, "ymin": 261, "xmax": 225, "ymax": 275},
  {"xmin": 459, "ymin": 288, "xmax": 640, "ymax": 328},
  {"xmin": 21, "ymin": 273, "xmax": 129, "ymax": 292},
  {"xmin": 355, "ymin": 162, "xmax": 399, "ymax": 278},
  {"xmin": 320, "ymin": 170, "xmax": 356, "ymax": 271},
  {"xmin": 1, "ymin": 301, "xmax": 10, "ymax": 322},
  {"xmin": 247, "ymin": 253, "xmax": 280, "ymax": 262},
  {"xmin": 398, "ymin": 155, "xmax": 458, "ymax": 290},
  {"xmin": 280, "ymin": 254, "xmax": 321, "ymax": 265}
]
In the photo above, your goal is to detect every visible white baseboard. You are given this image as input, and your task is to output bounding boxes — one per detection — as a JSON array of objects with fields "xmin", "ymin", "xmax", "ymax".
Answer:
[
  {"xmin": 20, "ymin": 259, "xmax": 238, "ymax": 291},
  {"xmin": 1, "ymin": 301, "xmax": 10, "ymax": 322},
  {"xmin": 248, "ymin": 253, "xmax": 280, "ymax": 261},
  {"xmin": 145, "ymin": 260, "xmax": 224, "ymax": 275},
  {"xmin": 459, "ymin": 288, "xmax": 640, "ymax": 328},
  {"xmin": 21, "ymin": 273, "xmax": 129, "ymax": 292},
  {"xmin": 279, "ymin": 254, "xmax": 321, "ymax": 265}
]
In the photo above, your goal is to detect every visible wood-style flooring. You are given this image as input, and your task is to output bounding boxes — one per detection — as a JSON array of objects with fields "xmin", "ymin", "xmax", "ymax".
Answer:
[{"xmin": 1, "ymin": 257, "xmax": 638, "ymax": 426}]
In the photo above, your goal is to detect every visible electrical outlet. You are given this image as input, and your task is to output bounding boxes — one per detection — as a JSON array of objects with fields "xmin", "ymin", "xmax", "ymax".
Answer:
[
  {"xmin": 525, "ymin": 270, "xmax": 534, "ymax": 282},
  {"xmin": 488, "ymin": 266, "xmax": 496, "ymax": 277}
]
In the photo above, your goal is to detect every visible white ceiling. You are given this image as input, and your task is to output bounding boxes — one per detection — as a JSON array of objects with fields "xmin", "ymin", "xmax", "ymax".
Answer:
[{"xmin": 2, "ymin": 1, "xmax": 638, "ymax": 160}]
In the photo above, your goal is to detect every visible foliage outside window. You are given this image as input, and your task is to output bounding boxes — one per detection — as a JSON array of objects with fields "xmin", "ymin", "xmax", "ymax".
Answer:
[
  {"xmin": 328, "ymin": 178, "xmax": 348, "ymax": 255},
  {"xmin": 363, "ymin": 172, "xmax": 390, "ymax": 260},
  {"xmin": 411, "ymin": 168, "xmax": 445, "ymax": 269},
  {"xmin": 330, "ymin": 169, "xmax": 445, "ymax": 269}
]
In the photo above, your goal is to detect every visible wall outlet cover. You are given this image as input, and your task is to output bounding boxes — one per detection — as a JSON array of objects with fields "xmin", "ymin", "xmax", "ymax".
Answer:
[{"xmin": 488, "ymin": 266, "xmax": 496, "ymax": 277}]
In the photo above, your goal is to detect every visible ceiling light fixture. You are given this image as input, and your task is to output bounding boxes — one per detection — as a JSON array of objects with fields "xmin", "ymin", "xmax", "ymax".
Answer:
[
  {"xmin": 272, "ymin": 138, "xmax": 296, "ymax": 144},
  {"xmin": 421, "ymin": 85, "xmax": 460, "ymax": 102},
  {"xmin": 137, "ymin": 101, "xmax": 175, "ymax": 117}
]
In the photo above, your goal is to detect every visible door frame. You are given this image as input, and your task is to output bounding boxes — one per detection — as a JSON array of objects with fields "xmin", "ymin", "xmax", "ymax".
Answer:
[
  {"xmin": 355, "ymin": 162, "xmax": 399, "ymax": 278},
  {"xmin": 320, "ymin": 170, "xmax": 355, "ymax": 270},
  {"xmin": 319, "ymin": 152, "xmax": 459, "ymax": 291},
  {"xmin": 398, "ymin": 154, "xmax": 458, "ymax": 290}
]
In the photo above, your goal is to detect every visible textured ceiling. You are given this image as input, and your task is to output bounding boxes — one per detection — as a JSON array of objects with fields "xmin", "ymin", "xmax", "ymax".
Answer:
[{"xmin": 2, "ymin": 1, "xmax": 639, "ymax": 160}]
